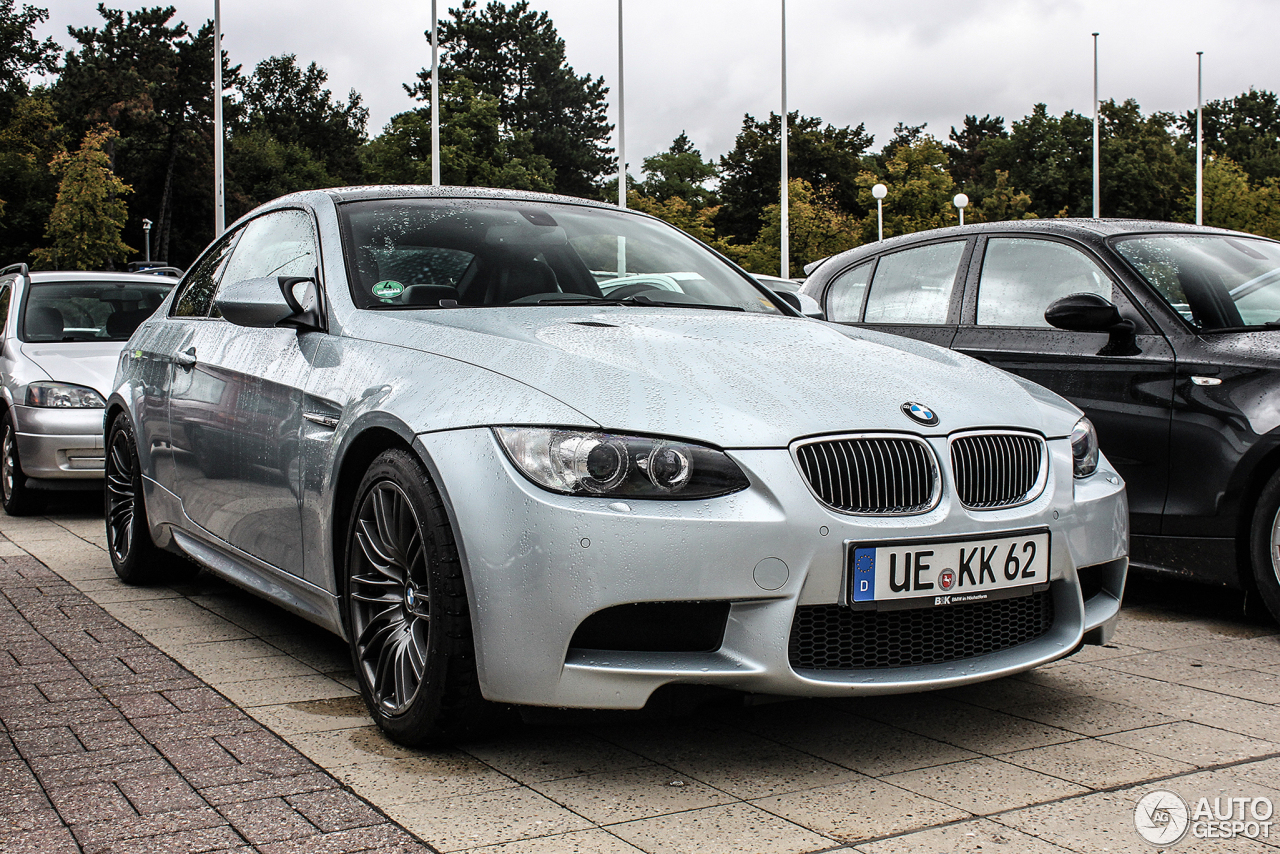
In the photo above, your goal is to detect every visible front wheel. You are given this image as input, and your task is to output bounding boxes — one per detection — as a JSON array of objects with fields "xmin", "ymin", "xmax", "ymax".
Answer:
[
  {"xmin": 1248, "ymin": 470, "xmax": 1280, "ymax": 624},
  {"xmin": 0, "ymin": 410, "xmax": 42, "ymax": 516},
  {"xmin": 344, "ymin": 448, "xmax": 488, "ymax": 745}
]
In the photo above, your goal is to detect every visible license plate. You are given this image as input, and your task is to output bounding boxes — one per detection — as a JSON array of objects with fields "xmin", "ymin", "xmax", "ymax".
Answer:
[{"xmin": 846, "ymin": 530, "xmax": 1050, "ymax": 611}]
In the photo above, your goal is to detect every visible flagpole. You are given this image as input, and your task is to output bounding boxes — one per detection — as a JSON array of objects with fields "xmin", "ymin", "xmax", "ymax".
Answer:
[
  {"xmin": 1196, "ymin": 51, "xmax": 1203, "ymax": 226},
  {"xmin": 431, "ymin": 0, "xmax": 440, "ymax": 186},
  {"xmin": 1092, "ymin": 31, "xmax": 1099, "ymax": 219},
  {"xmin": 213, "ymin": 0, "xmax": 224, "ymax": 236},
  {"xmin": 617, "ymin": 0, "xmax": 626, "ymax": 209},
  {"xmin": 780, "ymin": 0, "xmax": 789, "ymax": 279}
]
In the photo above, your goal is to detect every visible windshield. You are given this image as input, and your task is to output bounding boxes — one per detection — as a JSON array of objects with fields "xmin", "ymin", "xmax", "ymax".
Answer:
[
  {"xmin": 1113, "ymin": 234, "xmax": 1280, "ymax": 330},
  {"xmin": 22, "ymin": 280, "xmax": 173, "ymax": 342},
  {"xmin": 338, "ymin": 198, "xmax": 782, "ymax": 314}
]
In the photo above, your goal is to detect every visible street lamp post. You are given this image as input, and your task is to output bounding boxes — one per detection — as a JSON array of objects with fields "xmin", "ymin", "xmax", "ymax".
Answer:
[
  {"xmin": 954, "ymin": 193, "xmax": 969, "ymax": 226},
  {"xmin": 872, "ymin": 183, "xmax": 887, "ymax": 241},
  {"xmin": 142, "ymin": 218, "xmax": 153, "ymax": 262}
]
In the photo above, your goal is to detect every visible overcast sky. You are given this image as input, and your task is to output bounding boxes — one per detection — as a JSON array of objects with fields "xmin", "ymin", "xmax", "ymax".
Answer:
[{"xmin": 36, "ymin": 0, "xmax": 1280, "ymax": 169}]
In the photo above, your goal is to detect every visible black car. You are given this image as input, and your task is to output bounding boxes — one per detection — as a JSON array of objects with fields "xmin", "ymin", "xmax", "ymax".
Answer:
[{"xmin": 801, "ymin": 219, "xmax": 1280, "ymax": 621}]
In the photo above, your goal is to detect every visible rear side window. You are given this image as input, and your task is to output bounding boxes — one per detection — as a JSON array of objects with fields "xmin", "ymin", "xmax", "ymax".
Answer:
[
  {"xmin": 863, "ymin": 241, "xmax": 965, "ymax": 325},
  {"xmin": 977, "ymin": 238, "xmax": 1113, "ymax": 327},
  {"xmin": 826, "ymin": 262, "xmax": 872, "ymax": 322},
  {"xmin": 173, "ymin": 230, "xmax": 238, "ymax": 317}
]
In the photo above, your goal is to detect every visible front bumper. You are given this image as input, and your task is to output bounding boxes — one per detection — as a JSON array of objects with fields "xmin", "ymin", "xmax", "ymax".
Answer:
[
  {"xmin": 13, "ymin": 405, "xmax": 106, "ymax": 481},
  {"xmin": 419, "ymin": 428, "xmax": 1128, "ymax": 709}
]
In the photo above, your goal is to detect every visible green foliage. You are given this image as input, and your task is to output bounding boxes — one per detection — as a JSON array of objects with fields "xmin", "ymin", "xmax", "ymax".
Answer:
[
  {"xmin": 724, "ymin": 179, "xmax": 860, "ymax": 274},
  {"xmin": 1180, "ymin": 157, "xmax": 1280, "ymax": 239},
  {"xmin": 362, "ymin": 77, "xmax": 554, "ymax": 191},
  {"xmin": 966, "ymin": 170, "xmax": 1037, "ymax": 223},
  {"xmin": 1098, "ymin": 99, "xmax": 1189, "ymax": 221},
  {"xmin": 637, "ymin": 132, "xmax": 717, "ymax": 207},
  {"xmin": 0, "ymin": 92, "xmax": 62, "ymax": 258},
  {"xmin": 945, "ymin": 114, "xmax": 1006, "ymax": 193},
  {"xmin": 982, "ymin": 103, "xmax": 1093, "ymax": 218},
  {"xmin": 627, "ymin": 191, "xmax": 721, "ymax": 246},
  {"xmin": 411, "ymin": 0, "xmax": 612, "ymax": 197},
  {"xmin": 855, "ymin": 134, "xmax": 959, "ymax": 242},
  {"xmin": 0, "ymin": 1, "xmax": 59, "ymax": 114},
  {"xmin": 33, "ymin": 125, "xmax": 134, "ymax": 270},
  {"xmin": 1185, "ymin": 88, "xmax": 1280, "ymax": 184},
  {"xmin": 717, "ymin": 111, "xmax": 874, "ymax": 242}
]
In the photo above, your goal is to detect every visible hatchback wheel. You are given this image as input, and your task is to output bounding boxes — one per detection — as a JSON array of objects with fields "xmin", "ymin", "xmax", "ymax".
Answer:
[
  {"xmin": 106, "ymin": 413, "xmax": 184, "ymax": 585},
  {"xmin": 0, "ymin": 411, "xmax": 41, "ymax": 516},
  {"xmin": 344, "ymin": 448, "xmax": 487, "ymax": 744},
  {"xmin": 1249, "ymin": 470, "xmax": 1280, "ymax": 624}
]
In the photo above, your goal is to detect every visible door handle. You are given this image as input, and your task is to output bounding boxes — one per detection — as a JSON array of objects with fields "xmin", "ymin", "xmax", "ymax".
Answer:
[{"xmin": 175, "ymin": 346, "xmax": 197, "ymax": 370}]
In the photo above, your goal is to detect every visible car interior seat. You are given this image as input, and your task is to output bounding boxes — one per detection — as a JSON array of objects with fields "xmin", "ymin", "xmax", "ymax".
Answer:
[
  {"xmin": 26, "ymin": 305, "xmax": 64, "ymax": 341},
  {"xmin": 488, "ymin": 257, "xmax": 559, "ymax": 304}
]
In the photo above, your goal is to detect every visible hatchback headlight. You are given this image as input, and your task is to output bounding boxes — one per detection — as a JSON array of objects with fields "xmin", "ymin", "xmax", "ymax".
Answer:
[
  {"xmin": 1071, "ymin": 417, "xmax": 1099, "ymax": 478},
  {"xmin": 494, "ymin": 427, "xmax": 750, "ymax": 499},
  {"xmin": 26, "ymin": 382, "xmax": 106, "ymax": 409}
]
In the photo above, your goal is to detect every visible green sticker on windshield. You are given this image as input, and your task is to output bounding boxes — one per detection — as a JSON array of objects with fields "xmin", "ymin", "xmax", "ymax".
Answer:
[{"xmin": 372, "ymin": 280, "xmax": 404, "ymax": 299}]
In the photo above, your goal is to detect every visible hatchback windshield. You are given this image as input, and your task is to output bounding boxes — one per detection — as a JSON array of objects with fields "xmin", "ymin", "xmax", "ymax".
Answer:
[
  {"xmin": 1114, "ymin": 234, "xmax": 1280, "ymax": 330},
  {"xmin": 338, "ymin": 198, "xmax": 782, "ymax": 314},
  {"xmin": 22, "ymin": 280, "xmax": 173, "ymax": 342}
]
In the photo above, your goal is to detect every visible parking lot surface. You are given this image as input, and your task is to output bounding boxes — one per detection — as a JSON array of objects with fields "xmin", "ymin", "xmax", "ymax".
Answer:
[{"xmin": 3, "ymin": 497, "xmax": 1280, "ymax": 853}]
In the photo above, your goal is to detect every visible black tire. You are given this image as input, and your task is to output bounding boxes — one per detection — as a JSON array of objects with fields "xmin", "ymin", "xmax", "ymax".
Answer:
[
  {"xmin": 1248, "ymin": 470, "xmax": 1280, "ymax": 624},
  {"xmin": 105, "ymin": 412, "xmax": 183, "ymax": 585},
  {"xmin": 343, "ymin": 448, "xmax": 487, "ymax": 745},
  {"xmin": 0, "ymin": 410, "xmax": 42, "ymax": 516}
]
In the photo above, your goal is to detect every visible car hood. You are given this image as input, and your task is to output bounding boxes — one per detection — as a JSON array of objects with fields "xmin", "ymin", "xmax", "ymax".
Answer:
[
  {"xmin": 351, "ymin": 308, "xmax": 1082, "ymax": 447},
  {"xmin": 20, "ymin": 341, "xmax": 123, "ymax": 397}
]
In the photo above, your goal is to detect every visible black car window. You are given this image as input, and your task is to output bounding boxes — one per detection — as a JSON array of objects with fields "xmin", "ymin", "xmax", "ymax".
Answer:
[
  {"xmin": 826, "ymin": 262, "xmax": 872, "ymax": 321},
  {"xmin": 977, "ymin": 238, "xmax": 1113, "ymax": 328},
  {"xmin": 218, "ymin": 209, "xmax": 319, "ymax": 288},
  {"xmin": 173, "ymin": 229, "xmax": 239, "ymax": 318},
  {"xmin": 0, "ymin": 285, "xmax": 10, "ymax": 334},
  {"xmin": 863, "ymin": 241, "xmax": 964, "ymax": 325},
  {"xmin": 1115, "ymin": 234, "xmax": 1280, "ymax": 330}
]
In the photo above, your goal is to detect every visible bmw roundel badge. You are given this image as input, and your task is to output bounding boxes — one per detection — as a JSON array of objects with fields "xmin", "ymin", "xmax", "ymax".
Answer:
[{"xmin": 902, "ymin": 401, "xmax": 939, "ymax": 426}]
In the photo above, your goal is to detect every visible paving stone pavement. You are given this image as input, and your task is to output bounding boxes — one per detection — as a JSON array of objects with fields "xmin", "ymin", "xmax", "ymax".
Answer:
[{"xmin": 3, "ymin": 496, "xmax": 1280, "ymax": 853}]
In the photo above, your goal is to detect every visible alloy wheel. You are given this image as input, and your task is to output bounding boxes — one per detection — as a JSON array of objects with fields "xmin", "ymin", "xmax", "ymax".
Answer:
[
  {"xmin": 105, "ymin": 429, "xmax": 135, "ymax": 563},
  {"xmin": 1, "ymin": 424, "xmax": 15, "ymax": 502},
  {"xmin": 1270, "ymin": 506, "xmax": 1280, "ymax": 588},
  {"xmin": 350, "ymin": 480, "xmax": 430, "ymax": 716}
]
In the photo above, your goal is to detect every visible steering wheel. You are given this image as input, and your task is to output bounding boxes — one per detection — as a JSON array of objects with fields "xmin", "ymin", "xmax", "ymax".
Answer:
[{"xmin": 604, "ymin": 284, "xmax": 663, "ymax": 299}]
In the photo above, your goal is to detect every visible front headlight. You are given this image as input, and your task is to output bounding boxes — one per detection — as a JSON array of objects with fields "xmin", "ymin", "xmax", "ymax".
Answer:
[
  {"xmin": 494, "ymin": 427, "xmax": 750, "ymax": 499},
  {"xmin": 1071, "ymin": 416, "xmax": 1099, "ymax": 478},
  {"xmin": 26, "ymin": 382, "xmax": 106, "ymax": 409}
]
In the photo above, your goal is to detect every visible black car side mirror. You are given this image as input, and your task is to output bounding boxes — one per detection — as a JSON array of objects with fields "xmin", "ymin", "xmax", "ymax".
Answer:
[
  {"xmin": 1044, "ymin": 293, "xmax": 1136, "ymax": 335},
  {"xmin": 771, "ymin": 289, "xmax": 825, "ymax": 319}
]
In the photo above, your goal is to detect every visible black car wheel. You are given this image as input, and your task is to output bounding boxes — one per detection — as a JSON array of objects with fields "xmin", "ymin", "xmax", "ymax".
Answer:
[
  {"xmin": 344, "ymin": 448, "xmax": 486, "ymax": 745},
  {"xmin": 0, "ymin": 410, "xmax": 41, "ymax": 516},
  {"xmin": 106, "ymin": 413, "xmax": 185, "ymax": 585},
  {"xmin": 1249, "ymin": 470, "xmax": 1280, "ymax": 623}
]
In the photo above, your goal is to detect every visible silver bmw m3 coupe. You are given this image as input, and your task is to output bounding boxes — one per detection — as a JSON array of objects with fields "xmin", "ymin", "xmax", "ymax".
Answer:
[{"xmin": 105, "ymin": 186, "xmax": 1128, "ymax": 744}]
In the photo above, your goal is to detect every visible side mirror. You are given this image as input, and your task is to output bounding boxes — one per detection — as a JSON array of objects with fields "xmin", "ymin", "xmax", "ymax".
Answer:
[
  {"xmin": 771, "ymin": 289, "xmax": 825, "ymax": 319},
  {"xmin": 215, "ymin": 276, "xmax": 324, "ymax": 331},
  {"xmin": 1044, "ymin": 293, "xmax": 1135, "ymax": 335}
]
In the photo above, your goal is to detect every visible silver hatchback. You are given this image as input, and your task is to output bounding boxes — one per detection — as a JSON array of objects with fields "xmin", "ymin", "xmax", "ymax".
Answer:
[{"xmin": 0, "ymin": 265, "xmax": 177, "ymax": 514}]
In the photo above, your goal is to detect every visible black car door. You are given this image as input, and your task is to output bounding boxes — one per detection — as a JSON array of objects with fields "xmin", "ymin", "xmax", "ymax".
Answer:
[
  {"xmin": 821, "ymin": 238, "xmax": 972, "ymax": 348},
  {"xmin": 951, "ymin": 234, "xmax": 1176, "ymax": 535}
]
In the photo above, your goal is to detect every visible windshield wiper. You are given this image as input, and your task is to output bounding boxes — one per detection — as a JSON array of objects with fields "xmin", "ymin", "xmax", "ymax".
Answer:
[{"xmin": 533, "ymin": 294, "xmax": 745, "ymax": 312}]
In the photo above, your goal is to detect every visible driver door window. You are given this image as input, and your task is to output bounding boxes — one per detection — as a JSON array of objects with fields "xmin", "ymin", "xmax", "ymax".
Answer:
[{"xmin": 977, "ymin": 238, "xmax": 1114, "ymax": 327}]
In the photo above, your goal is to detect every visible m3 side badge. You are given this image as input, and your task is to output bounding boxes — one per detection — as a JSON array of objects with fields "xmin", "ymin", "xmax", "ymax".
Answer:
[{"xmin": 902, "ymin": 402, "xmax": 939, "ymax": 426}]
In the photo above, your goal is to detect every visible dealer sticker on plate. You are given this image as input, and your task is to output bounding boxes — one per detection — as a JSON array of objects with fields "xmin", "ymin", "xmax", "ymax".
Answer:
[{"xmin": 847, "ymin": 529, "xmax": 1050, "ymax": 611}]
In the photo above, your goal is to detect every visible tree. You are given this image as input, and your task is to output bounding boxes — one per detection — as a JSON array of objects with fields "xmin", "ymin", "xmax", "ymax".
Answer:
[
  {"xmin": 0, "ymin": 1, "xmax": 60, "ymax": 116},
  {"xmin": 55, "ymin": 5, "xmax": 239, "ymax": 266},
  {"xmin": 717, "ymin": 111, "xmax": 874, "ymax": 243},
  {"xmin": 983, "ymin": 103, "xmax": 1093, "ymax": 218},
  {"xmin": 0, "ymin": 92, "xmax": 62, "ymax": 259},
  {"xmin": 1180, "ymin": 156, "xmax": 1280, "ymax": 239},
  {"xmin": 237, "ymin": 54, "xmax": 367, "ymax": 185},
  {"xmin": 33, "ymin": 124, "xmax": 133, "ymax": 269},
  {"xmin": 409, "ymin": 0, "xmax": 612, "ymax": 197},
  {"xmin": 854, "ymin": 134, "xmax": 958, "ymax": 242},
  {"xmin": 946, "ymin": 114, "xmax": 1006, "ymax": 191},
  {"xmin": 627, "ymin": 191, "xmax": 721, "ymax": 246},
  {"xmin": 1097, "ymin": 99, "xmax": 1190, "ymax": 221},
  {"xmin": 1183, "ymin": 89, "xmax": 1280, "ymax": 184},
  {"xmin": 637, "ymin": 132, "xmax": 717, "ymax": 207},
  {"xmin": 966, "ymin": 170, "xmax": 1036, "ymax": 223},
  {"xmin": 723, "ymin": 179, "xmax": 860, "ymax": 274},
  {"xmin": 362, "ymin": 77, "xmax": 554, "ymax": 192}
]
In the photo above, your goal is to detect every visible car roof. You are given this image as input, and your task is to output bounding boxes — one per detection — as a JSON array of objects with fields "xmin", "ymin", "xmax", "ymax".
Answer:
[
  {"xmin": 17, "ymin": 270, "xmax": 180, "ymax": 284},
  {"xmin": 322, "ymin": 184, "xmax": 621, "ymax": 212},
  {"xmin": 805, "ymin": 218, "xmax": 1265, "ymax": 276}
]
